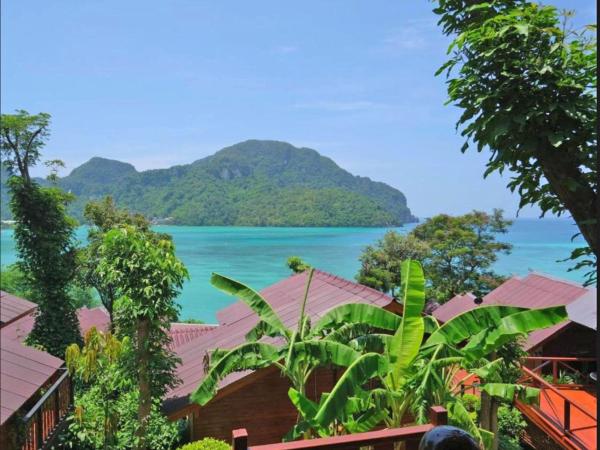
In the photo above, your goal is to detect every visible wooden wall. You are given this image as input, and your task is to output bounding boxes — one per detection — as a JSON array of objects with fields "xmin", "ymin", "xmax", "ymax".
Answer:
[
  {"xmin": 538, "ymin": 324, "xmax": 596, "ymax": 358},
  {"xmin": 179, "ymin": 366, "xmax": 339, "ymax": 445}
]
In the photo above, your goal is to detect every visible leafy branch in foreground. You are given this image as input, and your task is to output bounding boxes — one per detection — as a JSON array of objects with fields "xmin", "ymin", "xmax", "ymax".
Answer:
[{"xmin": 433, "ymin": 1, "xmax": 597, "ymax": 284}]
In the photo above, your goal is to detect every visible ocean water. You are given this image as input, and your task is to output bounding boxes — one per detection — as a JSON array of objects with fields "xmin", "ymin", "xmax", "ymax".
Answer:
[{"xmin": 0, "ymin": 219, "xmax": 586, "ymax": 322}]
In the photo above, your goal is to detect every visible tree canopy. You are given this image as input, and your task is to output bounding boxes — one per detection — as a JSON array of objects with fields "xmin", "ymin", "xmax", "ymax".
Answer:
[
  {"xmin": 357, "ymin": 210, "xmax": 512, "ymax": 302},
  {"xmin": 433, "ymin": 0, "xmax": 597, "ymax": 283},
  {"xmin": 1, "ymin": 110, "xmax": 82, "ymax": 356}
]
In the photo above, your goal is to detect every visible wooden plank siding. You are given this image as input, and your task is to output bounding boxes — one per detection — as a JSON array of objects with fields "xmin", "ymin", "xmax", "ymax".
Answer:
[{"xmin": 170, "ymin": 366, "xmax": 340, "ymax": 445}]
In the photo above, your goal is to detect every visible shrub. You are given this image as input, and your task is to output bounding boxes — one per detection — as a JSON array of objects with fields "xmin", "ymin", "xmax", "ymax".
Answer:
[
  {"xmin": 461, "ymin": 393, "xmax": 481, "ymax": 413},
  {"xmin": 498, "ymin": 406, "xmax": 527, "ymax": 450},
  {"xmin": 178, "ymin": 438, "xmax": 230, "ymax": 450}
]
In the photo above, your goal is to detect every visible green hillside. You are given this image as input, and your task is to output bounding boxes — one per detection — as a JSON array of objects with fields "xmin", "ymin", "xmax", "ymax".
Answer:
[{"xmin": 2, "ymin": 140, "xmax": 416, "ymax": 226}]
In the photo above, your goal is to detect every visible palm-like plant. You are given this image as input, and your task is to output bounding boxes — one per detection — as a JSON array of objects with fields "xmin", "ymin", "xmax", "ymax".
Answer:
[
  {"xmin": 191, "ymin": 268, "xmax": 403, "ymax": 425},
  {"xmin": 290, "ymin": 260, "xmax": 567, "ymax": 449}
]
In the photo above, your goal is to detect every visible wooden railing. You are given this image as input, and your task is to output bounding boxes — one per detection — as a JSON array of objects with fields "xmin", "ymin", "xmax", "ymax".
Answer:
[
  {"xmin": 523, "ymin": 356, "xmax": 596, "ymax": 386},
  {"xmin": 21, "ymin": 369, "xmax": 73, "ymax": 450},
  {"xmin": 232, "ymin": 406, "xmax": 447, "ymax": 450},
  {"xmin": 518, "ymin": 365, "xmax": 596, "ymax": 450}
]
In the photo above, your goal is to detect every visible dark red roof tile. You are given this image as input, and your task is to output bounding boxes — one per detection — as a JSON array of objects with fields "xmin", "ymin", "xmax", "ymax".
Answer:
[
  {"xmin": 1, "ymin": 337, "xmax": 63, "ymax": 424},
  {"xmin": 0, "ymin": 291, "xmax": 36, "ymax": 327},
  {"xmin": 431, "ymin": 273, "xmax": 595, "ymax": 351}
]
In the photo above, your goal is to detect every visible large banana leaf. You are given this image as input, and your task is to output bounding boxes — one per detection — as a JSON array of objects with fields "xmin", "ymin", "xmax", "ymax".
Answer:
[
  {"xmin": 388, "ymin": 260, "xmax": 426, "ymax": 385},
  {"xmin": 190, "ymin": 342, "xmax": 280, "ymax": 405},
  {"xmin": 423, "ymin": 306, "xmax": 526, "ymax": 349},
  {"xmin": 350, "ymin": 333, "xmax": 393, "ymax": 353},
  {"xmin": 344, "ymin": 408, "xmax": 388, "ymax": 434},
  {"xmin": 322, "ymin": 323, "xmax": 375, "ymax": 344},
  {"xmin": 476, "ymin": 306, "xmax": 567, "ymax": 358},
  {"xmin": 424, "ymin": 315, "xmax": 440, "ymax": 334},
  {"xmin": 313, "ymin": 353, "xmax": 389, "ymax": 427},
  {"xmin": 211, "ymin": 273, "xmax": 289, "ymax": 338},
  {"xmin": 311, "ymin": 303, "xmax": 402, "ymax": 336},
  {"xmin": 447, "ymin": 400, "xmax": 494, "ymax": 450},
  {"xmin": 481, "ymin": 383, "xmax": 540, "ymax": 405},
  {"xmin": 245, "ymin": 320, "xmax": 283, "ymax": 342},
  {"xmin": 288, "ymin": 340, "xmax": 360, "ymax": 373}
]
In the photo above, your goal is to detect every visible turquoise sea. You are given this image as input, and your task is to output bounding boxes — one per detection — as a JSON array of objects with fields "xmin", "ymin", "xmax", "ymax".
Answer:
[{"xmin": 0, "ymin": 219, "xmax": 586, "ymax": 322}]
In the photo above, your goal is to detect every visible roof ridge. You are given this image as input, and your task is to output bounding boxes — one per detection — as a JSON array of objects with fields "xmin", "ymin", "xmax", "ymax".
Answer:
[
  {"xmin": 525, "ymin": 272, "xmax": 589, "ymax": 290},
  {"xmin": 312, "ymin": 268, "xmax": 393, "ymax": 301}
]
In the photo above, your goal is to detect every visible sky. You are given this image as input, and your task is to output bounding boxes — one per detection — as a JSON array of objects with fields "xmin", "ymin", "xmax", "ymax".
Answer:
[{"xmin": 1, "ymin": 1, "xmax": 596, "ymax": 218}]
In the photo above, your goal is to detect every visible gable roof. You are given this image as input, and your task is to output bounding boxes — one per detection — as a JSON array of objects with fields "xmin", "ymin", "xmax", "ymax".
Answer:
[
  {"xmin": 169, "ymin": 323, "xmax": 219, "ymax": 349},
  {"xmin": 431, "ymin": 273, "xmax": 595, "ymax": 351},
  {"xmin": 165, "ymin": 269, "xmax": 395, "ymax": 411},
  {"xmin": 0, "ymin": 335, "xmax": 63, "ymax": 425},
  {"xmin": 1, "ymin": 306, "xmax": 112, "ymax": 343},
  {"xmin": 566, "ymin": 290, "xmax": 597, "ymax": 331},
  {"xmin": 0, "ymin": 291, "xmax": 36, "ymax": 327}
]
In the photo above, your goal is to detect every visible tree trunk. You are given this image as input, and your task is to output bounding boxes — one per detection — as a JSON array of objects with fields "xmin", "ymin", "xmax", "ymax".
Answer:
[
  {"xmin": 538, "ymin": 148, "xmax": 598, "ymax": 257},
  {"xmin": 136, "ymin": 318, "xmax": 152, "ymax": 450},
  {"xmin": 480, "ymin": 391, "xmax": 499, "ymax": 450}
]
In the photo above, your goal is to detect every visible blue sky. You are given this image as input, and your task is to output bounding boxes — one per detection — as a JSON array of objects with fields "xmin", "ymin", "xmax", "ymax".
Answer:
[{"xmin": 1, "ymin": 1, "xmax": 595, "ymax": 218}]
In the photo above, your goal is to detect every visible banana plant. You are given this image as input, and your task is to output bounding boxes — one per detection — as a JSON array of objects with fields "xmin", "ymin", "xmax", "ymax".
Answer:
[
  {"xmin": 190, "ymin": 268, "xmax": 403, "ymax": 415},
  {"xmin": 290, "ymin": 260, "xmax": 568, "ymax": 449}
]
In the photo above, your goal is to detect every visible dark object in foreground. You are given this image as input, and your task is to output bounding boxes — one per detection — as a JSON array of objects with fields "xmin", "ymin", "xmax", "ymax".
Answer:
[{"xmin": 419, "ymin": 426, "xmax": 480, "ymax": 450}]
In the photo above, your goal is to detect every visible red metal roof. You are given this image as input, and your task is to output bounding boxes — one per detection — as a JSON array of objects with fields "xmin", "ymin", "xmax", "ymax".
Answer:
[
  {"xmin": 166, "ymin": 269, "xmax": 395, "ymax": 409},
  {"xmin": 1, "ymin": 306, "xmax": 112, "ymax": 343},
  {"xmin": 0, "ymin": 291, "xmax": 36, "ymax": 327},
  {"xmin": 431, "ymin": 273, "xmax": 594, "ymax": 351},
  {"xmin": 169, "ymin": 323, "xmax": 219, "ymax": 349},
  {"xmin": 0, "ymin": 336, "xmax": 63, "ymax": 425}
]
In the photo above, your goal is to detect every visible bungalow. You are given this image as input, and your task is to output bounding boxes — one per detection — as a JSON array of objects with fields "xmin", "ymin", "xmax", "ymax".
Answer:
[
  {"xmin": 0, "ymin": 291, "xmax": 218, "ymax": 450},
  {"xmin": 431, "ymin": 273, "xmax": 596, "ymax": 357},
  {"xmin": 163, "ymin": 269, "xmax": 400, "ymax": 445},
  {"xmin": 431, "ymin": 273, "xmax": 597, "ymax": 450}
]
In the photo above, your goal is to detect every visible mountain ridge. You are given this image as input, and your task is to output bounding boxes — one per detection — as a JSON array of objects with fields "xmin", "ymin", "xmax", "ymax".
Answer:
[{"xmin": 2, "ymin": 140, "xmax": 416, "ymax": 226}]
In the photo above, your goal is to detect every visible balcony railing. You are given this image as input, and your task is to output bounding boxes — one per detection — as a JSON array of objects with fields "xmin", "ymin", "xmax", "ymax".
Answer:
[
  {"xmin": 518, "ymin": 357, "xmax": 597, "ymax": 450},
  {"xmin": 21, "ymin": 368, "xmax": 73, "ymax": 450},
  {"xmin": 231, "ymin": 406, "xmax": 447, "ymax": 450}
]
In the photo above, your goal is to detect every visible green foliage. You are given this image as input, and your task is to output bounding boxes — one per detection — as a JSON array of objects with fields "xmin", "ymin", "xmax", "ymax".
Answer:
[
  {"xmin": 192, "ymin": 269, "xmax": 405, "ymax": 439},
  {"xmin": 356, "ymin": 210, "xmax": 511, "ymax": 302},
  {"xmin": 287, "ymin": 256, "xmax": 311, "ymax": 273},
  {"xmin": 0, "ymin": 264, "xmax": 34, "ymax": 300},
  {"xmin": 177, "ymin": 438, "xmax": 230, "ymax": 450},
  {"xmin": 412, "ymin": 210, "xmax": 512, "ymax": 302},
  {"xmin": 180, "ymin": 318, "xmax": 205, "ymax": 324},
  {"xmin": 64, "ymin": 327, "xmax": 180, "ymax": 450},
  {"xmin": 1, "ymin": 110, "xmax": 82, "ymax": 357},
  {"xmin": 10, "ymin": 179, "xmax": 82, "ymax": 357},
  {"xmin": 356, "ymin": 232, "xmax": 429, "ymax": 296},
  {"xmin": 2, "ymin": 140, "xmax": 416, "ymax": 226},
  {"xmin": 461, "ymin": 393, "xmax": 481, "ymax": 421},
  {"xmin": 542, "ymin": 370, "xmax": 578, "ymax": 385},
  {"xmin": 434, "ymin": 1, "xmax": 597, "ymax": 283},
  {"xmin": 64, "ymin": 387, "xmax": 179, "ymax": 450},
  {"xmin": 96, "ymin": 226, "xmax": 188, "ymax": 449},
  {"xmin": 297, "ymin": 260, "xmax": 567, "ymax": 448},
  {"xmin": 0, "ymin": 110, "xmax": 50, "ymax": 183},
  {"xmin": 78, "ymin": 196, "xmax": 151, "ymax": 323},
  {"xmin": 97, "ymin": 226, "xmax": 188, "ymax": 417},
  {"xmin": 1, "ymin": 263, "xmax": 98, "ymax": 308},
  {"xmin": 497, "ymin": 406, "xmax": 527, "ymax": 450}
]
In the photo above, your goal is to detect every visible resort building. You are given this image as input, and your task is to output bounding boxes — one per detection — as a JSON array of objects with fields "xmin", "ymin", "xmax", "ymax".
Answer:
[
  {"xmin": 1, "ymin": 271, "xmax": 596, "ymax": 449},
  {"xmin": 432, "ymin": 273, "xmax": 597, "ymax": 450},
  {"xmin": 164, "ymin": 269, "xmax": 401, "ymax": 445}
]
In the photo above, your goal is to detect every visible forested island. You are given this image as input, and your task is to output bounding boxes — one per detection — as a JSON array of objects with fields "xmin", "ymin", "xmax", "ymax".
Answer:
[{"xmin": 1, "ymin": 140, "xmax": 415, "ymax": 227}]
